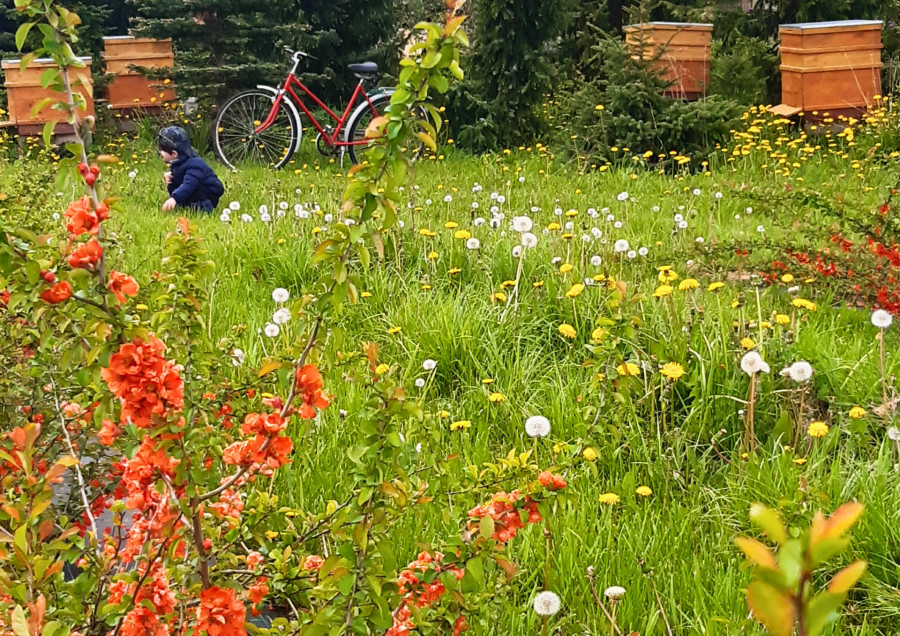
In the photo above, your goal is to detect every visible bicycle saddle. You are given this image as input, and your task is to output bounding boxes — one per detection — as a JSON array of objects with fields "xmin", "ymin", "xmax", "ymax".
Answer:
[{"xmin": 348, "ymin": 62, "xmax": 378, "ymax": 79}]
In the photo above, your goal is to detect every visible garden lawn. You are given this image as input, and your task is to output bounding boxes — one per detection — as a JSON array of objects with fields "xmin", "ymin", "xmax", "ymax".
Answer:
[{"xmin": 2, "ymin": 117, "xmax": 900, "ymax": 634}]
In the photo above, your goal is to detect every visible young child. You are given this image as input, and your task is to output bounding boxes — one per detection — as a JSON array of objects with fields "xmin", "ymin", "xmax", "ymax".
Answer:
[{"xmin": 158, "ymin": 126, "xmax": 224, "ymax": 213}]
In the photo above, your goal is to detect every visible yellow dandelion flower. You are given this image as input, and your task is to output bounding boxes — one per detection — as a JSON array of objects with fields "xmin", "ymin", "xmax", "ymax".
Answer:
[
  {"xmin": 428, "ymin": 251, "xmax": 439, "ymax": 260},
  {"xmin": 598, "ymin": 492, "xmax": 620, "ymax": 505},
  {"xmin": 388, "ymin": 326, "xmax": 401, "ymax": 334},
  {"xmin": 547, "ymin": 222, "xmax": 561, "ymax": 231},
  {"xmin": 500, "ymin": 279, "xmax": 517, "ymax": 289},
  {"xmin": 450, "ymin": 420, "xmax": 471, "ymax": 431},
  {"xmin": 533, "ymin": 280, "xmax": 544, "ymax": 288},
  {"xmin": 793, "ymin": 457, "xmax": 807, "ymax": 465},
  {"xmin": 595, "ymin": 373, "xmax": 606, "ymax": 382},
  {"xmin": 617, "ymin": 362, "xmax": 640, "ymax": 377},
  {"xmin": 444, "ymin": 221, "xmax": 459, "ymax": 229},
  {"xmin": 482, "ymin": 378, "xmax": 494, "ymax": 385},
  {"xmin": 454, "ymin": 229, "xmax": 471, "ymax": 240},
  {"xmin": 781, "ymin": 274, "xmax": 794, "ymax": 283},
  {"xmin": 375, "ymin": 363, "xmax": 390, "ymax": 375},
  {"xmin": 583, "ymin": 447, "xmax": 598, "ymax": 461},
  {"xmin": 678, "ymin": 278, "xmax": 699, "ymax": 291},
  {"xmin": 419, "ymin": 228, "xmax": 436, "ymax": 237},
  {"xmin": 558, "ymin": 323, "xmax": 577, "ymax": 339},
  {"xmin": 559, "ymin": 263, "xmax": 573, "ymax": 274},
  {"xmin": 493, "ymin": 292, "xmax": 507, "ymax": 302},
  {"xmin": 775, "ymin": 313, "xmax": 790, "ymax": 326},
  {"xmin": 808, "ymin": 421, "xmax": 829, "ymax": 438},
  {"xmin": 488, "ymin": 392, "xmax": 506, "ymax": 403},
  {"xmin": 566, "ymin": 283, "xmax": 584, "ymax": 298},
  {"xmin": 849, "ymin": 406, "xmax": 866, "ymax": 419},
  {"xmin": 449, "ymin": 267, "xmax": 461, "ymax": 275},
  {"xmin": 635, "ymin": 486, "xmax": 652, "ymax": 497},
  {"xmin": 653, "ymin": 284, "xmax": 673, "ymax": 298},
  {"xmin": 708, "ymin": 282, "xmax": 725, "ymax": 292},
  {"xmin": 590, "ymin": 327, "xmax": 607, "ymax": 342},
  {"xmin": 361, "ymin": 292, "xmax": 372, "ymax": 298},
  {"xmin": 741, "ymin": 337, "xmax": 755, "ymax": 350},
  {"xmin": 439, "ymin": 410, "xmax": 450, "ymax": 419},
  {"xmin": 660, "ymin": 362, "xmax": 685, "ymax": 381}
]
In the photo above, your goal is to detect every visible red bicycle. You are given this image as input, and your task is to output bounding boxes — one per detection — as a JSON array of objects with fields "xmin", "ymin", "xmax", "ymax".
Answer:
[{"xmin": 213, "ymin": 47, "xmax": 403, "ymax": 170}]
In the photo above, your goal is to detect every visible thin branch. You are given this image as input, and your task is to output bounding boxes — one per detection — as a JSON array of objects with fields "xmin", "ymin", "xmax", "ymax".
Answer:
[{"xmin": 50, "ymin": 380, "xmax": 100, "ymax": 553}]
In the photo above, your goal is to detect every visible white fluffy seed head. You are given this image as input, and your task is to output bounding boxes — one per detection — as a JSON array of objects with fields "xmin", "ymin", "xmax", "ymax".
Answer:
[
  {"xmin": 466, "ymin": 238, "xmax": 481, "ymax": 250},
  {"xmin": 521, "ymin": 232, "xmax": 538, "ymax": 248},
  {"xmin": 787, "ymin": 361, "xmax": 813, "ymax": 383},
  {"xmin": 525, "ymin": 415, "xmax": 551, "ymax": 438},
  {"xmin": 512, "ymin": 216, "xmax": 533, "ymax": 233},
  {"xmin": 614, "ymin": 239, "xmax": 629, "ymax": 253},
  {"xmin": 888, "ymin": 427, "xmax": 900, "ymax": 442},
  {"xmin": 423, "ymin": 359, "xmax": 437, "ymax": 371},
  {"xmin": 604, "ymin": 586, "xmax": 626, "ymax": 600},
  {"xmin": 872, "ymin": 309, "xmax": 893, "ymax": 329},
  {"xmin": 532, "ymin": 591, "xmax": 561, "ymax": 616},
  {"xmin": 272, "ymin": 308, "xmax": 292, "ymax": 325},
  {"xmin": 264, "ymin": 323, "xmax": 280, "ymax": 338},
  {"xmin": 272, "ymin": 288, "xmax": 289, "ymax": 303},
  {"xmin": 740, "ymin": 351, "xmax": 770, "ymax": 376}
]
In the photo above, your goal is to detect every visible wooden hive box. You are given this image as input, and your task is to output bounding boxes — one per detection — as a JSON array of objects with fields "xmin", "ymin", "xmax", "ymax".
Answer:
[
  {"xmin": 103, "ymin": 36, "xmax": 175, "ymax": 109},
  {"xmin": 1, "ymin": 57, "xmax": 94, "ymax": 134},
  {"xmin": 773, "ymin": 20, "xmax": 882, "ymax": 117},
  {"xmin": 624, "ymin": 22, "xmax": 713, "ymax": 100}
]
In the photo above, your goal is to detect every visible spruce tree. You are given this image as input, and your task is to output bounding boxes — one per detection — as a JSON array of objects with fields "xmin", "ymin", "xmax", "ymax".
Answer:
[
  {"xmin": 453, "ymin": 0, "xmax": 565, "ymax": 151},
  {"xmin": 297, "ymin": 0, "xmax": 395, "ymax": 102},
  {"xmin": 129, "ymin": 0, "xmax": 318, "ymax": 103}
]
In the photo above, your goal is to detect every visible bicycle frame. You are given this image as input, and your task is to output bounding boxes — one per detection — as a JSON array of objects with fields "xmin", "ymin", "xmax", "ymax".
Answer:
[{"xmin": 255, "ymin": 60, "xmax": 380, "ymax": 148}]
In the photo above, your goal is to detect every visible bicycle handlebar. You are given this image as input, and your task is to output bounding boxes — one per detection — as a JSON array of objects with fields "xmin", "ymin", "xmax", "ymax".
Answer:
[{"xmin": 283, "ymin": 46, "xmax": 316, "ymax": 62}]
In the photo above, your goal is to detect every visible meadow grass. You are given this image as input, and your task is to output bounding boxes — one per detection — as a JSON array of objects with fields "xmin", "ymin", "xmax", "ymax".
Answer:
[{"xmin": 3, "ymin": 119, "xmax": 900, "ymax": 634}]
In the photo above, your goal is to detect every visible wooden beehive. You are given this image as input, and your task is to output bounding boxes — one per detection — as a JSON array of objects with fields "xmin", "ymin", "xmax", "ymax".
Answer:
[
  {"xmin": 624, "ymin": 22, "xmax": 713, "ymax": 101},
  {"xmin": 103, "ymin": 36, "xmax": 175, "ymax": 109},
  {"xmin": 773, "ymin": 20, "xmax": 882, "ymax": 117},
  {"xmin": 1, "ymin": 57, "xmax": 94, "ymax": 133}
]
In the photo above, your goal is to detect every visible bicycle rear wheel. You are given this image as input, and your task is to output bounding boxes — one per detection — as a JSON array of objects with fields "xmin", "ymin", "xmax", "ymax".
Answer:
[{"xmin": 213, "ymin": 90, "xmax": 300, "ymax": 171}]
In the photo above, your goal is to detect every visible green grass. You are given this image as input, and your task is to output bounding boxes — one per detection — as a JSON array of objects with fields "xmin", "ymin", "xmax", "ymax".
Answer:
[{"xmin": 3, "ymin": 123, "xmax": 900, "ymax": 635}]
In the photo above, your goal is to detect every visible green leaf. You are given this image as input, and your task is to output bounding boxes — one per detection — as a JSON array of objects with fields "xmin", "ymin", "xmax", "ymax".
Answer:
[
  {"xmin": 15, "ymin": 23, "xmax": 34, "ymax": 51},
  {"xmin": 750, "ymin": 503, "xmax": 787, "ymax": 544},
  {"xmin": 805, "ymin": 591, "xmax": 846, "ymax": 636},
  {"xmin": 828, "ymin": 560, "xmax": 867, "ymax": 594},
  {"xmin": 466, "ymin": 555, "xmax": 483, "ymax": 582},
  {"xmin": 42, "ymin": 121, "xmax": 57, "ymax": 148},
  {"xmin": 478, "ymin": 515, "xmax": 494, "ymax": 540},
  {"xmin": 10, "ymin": 605, "xmax": 28, "ymax": 636},
  {"xmin": 735, "ymin": 536, "xmax": 777, "ymax": 570},
  {"xmin": 778, "ymin": 539, "xmax": 803, "ymax": 588},
  {"xmin": 746, "ymin": 581, "xmax": 795, "ymax": 636}
]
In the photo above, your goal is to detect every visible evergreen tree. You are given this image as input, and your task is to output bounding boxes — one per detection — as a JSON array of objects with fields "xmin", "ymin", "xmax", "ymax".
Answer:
[
  {"xmin": 298, "ymin": 0, "xmax": 395, "ymax": 101},
  {"xmin": 452, "ymin": 0, "xmax": 565, "ymax": 151},
  {"xmin": 129, "ymin": 0, "xmax": 318, "ymax": 103}
]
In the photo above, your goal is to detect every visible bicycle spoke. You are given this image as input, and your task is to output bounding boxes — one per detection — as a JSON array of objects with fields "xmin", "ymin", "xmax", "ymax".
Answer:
[{"xmin": 214, "ymin": 91, "xmax": 298, "ymax": 169}]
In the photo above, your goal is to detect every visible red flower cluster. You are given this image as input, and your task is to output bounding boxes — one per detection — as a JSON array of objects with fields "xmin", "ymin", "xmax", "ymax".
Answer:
[
  {"xmin": 197, "ymin": 586, "xmax": 246, "ymax": 636},
  {"xmin": 387, "ymin": 551, "xmax": 466, "ymax": 636},
  {"xmin": 101, "ymin": 337, "xmax": 184, "ymax": 428},
  {"xmin": 67, "ymin": 238, "xmax": 103, "ymax": 269},
  {"xmin": 109, "ymin": 270, "xmax": 139, "ymax": 303},
  {"xmin": 40, "ymin": 281, "xmax": 72, "ymax": 304},
  {"xmin": 64, "ymin": 196, "xmax": 101, "ymax": 238},
  {"xmin": 121, "ymin": 436, "xmax": 180, "ymax": 512},
  {"xmin": 467, "ymin": 490, "xmax": 542, "ymax": 543},
  {"xmin": 109, "ymin": 564, "xmax": 176, "ymax": 636},
  {"xmin": 222, "ymin": 412, "xmax": 293, "ymax": 469},
  {"xmin": 295, "ymin": 364, "xmax": 330, "ymax": 419},
  {"xmin": 210, "ymin": 487, "xmax": 244, "ymax": 521},
  {"xmin": 538, "ymin": 470, "xmax": 567, "ymax": 490}
]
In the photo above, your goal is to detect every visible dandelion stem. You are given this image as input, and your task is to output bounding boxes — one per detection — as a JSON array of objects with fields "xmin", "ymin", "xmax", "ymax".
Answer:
[
  {"xmin": 744, "ymin": 373, "xmax": 758, "ymax": 452},
  {"xmin": 879, "ymin": 329, "xmax": 888, "ymax": 427}
]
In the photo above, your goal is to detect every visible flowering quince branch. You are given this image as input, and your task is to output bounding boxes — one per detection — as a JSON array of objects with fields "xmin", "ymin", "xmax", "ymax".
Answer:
[{"xmin": 736, "ymin": 503, "xmax": 867, "ymax": 636}]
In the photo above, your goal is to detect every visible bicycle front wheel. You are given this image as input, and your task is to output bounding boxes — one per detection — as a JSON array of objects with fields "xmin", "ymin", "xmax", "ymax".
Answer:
[{"xmin": 213, "ymin": 90, "xmax": 300, "ymax": 171}]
